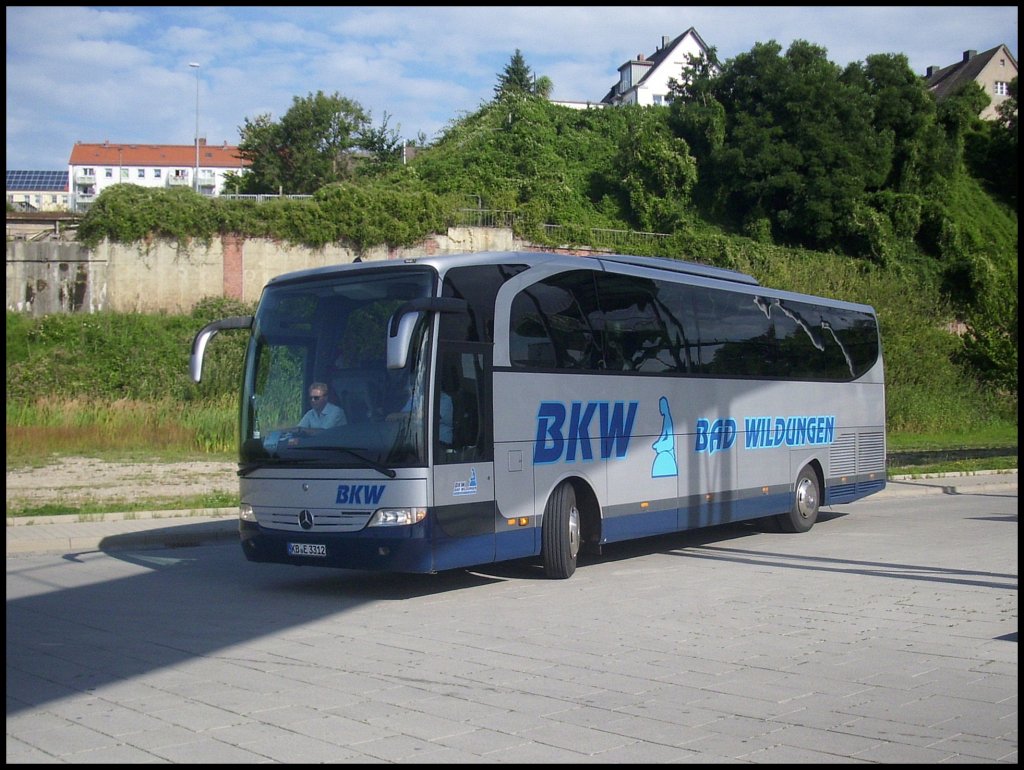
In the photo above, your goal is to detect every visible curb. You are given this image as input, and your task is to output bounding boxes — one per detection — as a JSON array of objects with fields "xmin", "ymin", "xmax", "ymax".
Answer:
[
  {"xmin": 6, "ymin": 509, "xmax": 239, "ymax": 557},
  {"xmin": 6, "ymin": 507, "xmax": 238, "ymax": 528},
  {"xmin": 879, "ymin": 469, "xmax": 1017, "ymax": 498}
]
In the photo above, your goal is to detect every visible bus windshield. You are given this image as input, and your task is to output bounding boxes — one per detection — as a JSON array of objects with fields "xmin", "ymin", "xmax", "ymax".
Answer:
[{"xmin": 240, "ymin": 267, "xmax": 436, "ymax": 471}]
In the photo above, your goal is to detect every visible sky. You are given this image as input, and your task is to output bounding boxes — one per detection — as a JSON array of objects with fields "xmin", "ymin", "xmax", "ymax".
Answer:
[{"xmin": 5, "ymin": 6, "xmax": 1019, "ymax": 170}]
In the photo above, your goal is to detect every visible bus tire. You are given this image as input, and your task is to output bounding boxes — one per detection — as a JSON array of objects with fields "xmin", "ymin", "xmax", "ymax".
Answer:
[
  {"xmin": 777, "ymin": 466, "xmax": 820, "ymax": 533},
  {"xmin": 542, "ymin": 482, "xmax": 580, "ymax": 579}
]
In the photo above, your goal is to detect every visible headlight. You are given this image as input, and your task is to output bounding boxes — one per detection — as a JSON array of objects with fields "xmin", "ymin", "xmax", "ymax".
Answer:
[
  {"xmin": 239, "ymin": 503, "xmax": 257, "ymax": 522},
  {"xmin": 367, "ymin": 507, "xmax": 427, "ymax": 527}
]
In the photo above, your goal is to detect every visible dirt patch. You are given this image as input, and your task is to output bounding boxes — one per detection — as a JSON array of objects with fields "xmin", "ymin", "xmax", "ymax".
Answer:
[{"xmin": 5, "ymin": 457, "xmax": 238, "ymax": 510}]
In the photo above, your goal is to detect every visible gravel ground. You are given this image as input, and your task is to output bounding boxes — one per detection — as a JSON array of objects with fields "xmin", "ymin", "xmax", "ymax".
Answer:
[{"xmin": 5, "ymin": 457, "xmax": 238, "ymax": 512}]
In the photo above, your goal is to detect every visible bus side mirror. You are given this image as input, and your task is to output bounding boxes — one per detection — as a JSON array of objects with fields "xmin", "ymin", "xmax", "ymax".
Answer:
[
  {"xmin": 386, "ymin": 298, "xmax": 468, "ymax": 370},
  {"xmin": 190, "ymin": 315, "xmax": 253, "ymax": 382}
]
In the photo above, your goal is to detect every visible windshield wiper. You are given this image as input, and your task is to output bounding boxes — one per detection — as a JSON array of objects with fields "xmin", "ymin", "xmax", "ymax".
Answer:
[
  {"xmin": 238, "ymin": 461, "xmax": 264, "ymax": 477},
  {"xmin": 289, "ymin": 446, "xmax": 397, "ymax": 478}
]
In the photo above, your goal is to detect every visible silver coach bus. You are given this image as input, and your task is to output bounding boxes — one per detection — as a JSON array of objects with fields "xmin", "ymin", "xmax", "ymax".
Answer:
[{"xmin": 191, "ymin": 251, "xmax": 886, "ymax": 579}]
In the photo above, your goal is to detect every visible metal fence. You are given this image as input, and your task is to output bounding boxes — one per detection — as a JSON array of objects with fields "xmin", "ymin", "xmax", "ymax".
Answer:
[
  {"xmin": 451, "ymin": 208, "xmax": 517, "ymax": 228},
  {"xmin": 219, "ymin": 194, "xmax": 314, "ymax": 203},
  {"xmin": 541, "ymin": 225, "xmax": 671, "ymax": 251}
]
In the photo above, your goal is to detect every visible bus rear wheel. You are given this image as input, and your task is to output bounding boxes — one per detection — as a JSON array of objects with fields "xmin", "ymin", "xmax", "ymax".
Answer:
[
  {"xmin": 776, "ymin": 466, "xmax": 820, "ymax": 533},
  {"xmin": 542, "ymin": 482, "xmax": 580, "ymax": 579}
]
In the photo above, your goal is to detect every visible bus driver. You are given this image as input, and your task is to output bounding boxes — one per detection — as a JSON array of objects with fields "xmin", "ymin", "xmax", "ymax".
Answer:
[{"xmin": 295, "ymin": 382, "xmax": 346, "ymax": 434}]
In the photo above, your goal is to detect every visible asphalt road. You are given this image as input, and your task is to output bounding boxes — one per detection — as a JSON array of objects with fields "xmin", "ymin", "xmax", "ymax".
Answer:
[{"xmin": 6, "ymin": 473, "xmax": 1017, "ymax": 763}]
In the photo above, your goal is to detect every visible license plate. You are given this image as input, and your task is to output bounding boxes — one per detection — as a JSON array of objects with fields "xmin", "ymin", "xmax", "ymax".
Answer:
[{"xmin": 287, "ymin": 542, "xmax": 326, "ymax": 557}]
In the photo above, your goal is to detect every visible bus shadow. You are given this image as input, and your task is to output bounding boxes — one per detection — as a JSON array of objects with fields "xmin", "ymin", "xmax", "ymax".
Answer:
[{"xmin": 468, "ymin": 516, "xmax": 796, "ymax": 580}]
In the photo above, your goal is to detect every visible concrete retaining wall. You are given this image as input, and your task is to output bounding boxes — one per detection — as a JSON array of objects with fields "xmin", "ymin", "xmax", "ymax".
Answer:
[{"xmin": 6, "ymin": 226, "xmax": 519, "ymax": 315}]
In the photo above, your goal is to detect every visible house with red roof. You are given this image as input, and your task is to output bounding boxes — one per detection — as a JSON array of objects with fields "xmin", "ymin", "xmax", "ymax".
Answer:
[{"xmin": 67, "ymin": 139, "xmax": 249, "ymax": 212}]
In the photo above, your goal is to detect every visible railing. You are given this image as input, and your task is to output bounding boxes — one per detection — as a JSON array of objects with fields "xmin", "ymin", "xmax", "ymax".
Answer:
[
  {"xmin": 451, "ymin": 208, "xmax": 516, "ymax": 228},
  {"xmin": 551, "ymin": 226, "xmax": 672, "ymax": 251},
  {"xmin": 219, "ymin": 194, "xmax": 314, "ymax": 203}
]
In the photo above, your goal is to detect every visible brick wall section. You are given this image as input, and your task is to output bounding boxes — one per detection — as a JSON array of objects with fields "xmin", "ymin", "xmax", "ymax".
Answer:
[{"xmin": 222, "ymin": 233, "xmax": 244, "ymax": 300}]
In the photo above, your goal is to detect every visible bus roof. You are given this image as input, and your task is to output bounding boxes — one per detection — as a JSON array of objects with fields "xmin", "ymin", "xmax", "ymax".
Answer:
[{"xmin": 264, "ymin": 251, "xmax": 761, "ymax": 288}]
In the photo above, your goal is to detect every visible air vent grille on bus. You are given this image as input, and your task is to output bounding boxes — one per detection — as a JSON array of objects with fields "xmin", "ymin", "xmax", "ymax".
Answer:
[
  {"xmin": 262, "ymin": 510, "xmax": 371, "ymax": 532},
  {"xmin": 858, "ymin": 432, "xmax": 886, "ymax": 473},
  {"xmin": 830, "ymin": 433, "xmax": 857, "ymax": 476}
]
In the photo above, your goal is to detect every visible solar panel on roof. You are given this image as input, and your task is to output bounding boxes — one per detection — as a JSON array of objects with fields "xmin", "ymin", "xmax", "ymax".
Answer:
[{"xmin": 5, "ymin": 170, "xmax": 68, "ymax": 191}]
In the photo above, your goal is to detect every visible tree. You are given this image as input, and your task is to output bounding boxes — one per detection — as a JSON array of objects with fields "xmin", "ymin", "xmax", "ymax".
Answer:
[
  {"xmin": 706, "ymin": 40, "xmax": 890, "ymax": 250},
  {"xmin": 667, "ymin": 48, "xmax": 726, "ymax": 214},
  {"xmin": 667, "ymin": 49, "xmax": 726, "ymax": 157},
  {"xmin": 613, "ymin": 106, "xmax": 697, "ymax": 232},
  {"xmin": 841, "ymin": 53, "xmax": 939, "ymax": 193},
  {"xmin": 991, "ymin": 75, "xmax": 1018, "ymax": 203},
  {"xmin": 235, "ymin": 91, "xmax": 371, "ymax": 194},
  {"xmin": 964, "ymin": 76, "xmax": 1017, "ymax": 205},
  {"xmin": 667, "ymin": 47, "xmax": 721, "ymax": 106},
  {"xmin": 936, "ymin": 81, "xmax": 991, "ymax": 168},
  {"xmin": 995, "ymin": 76, "xmax": 1018, "ymax": 136},
  {"xmin": 495, "ymin": 49, "xmax": 537, "ymax": 98},
  {"xmin": 534, "ymin": 75, "xmax": 553, "ymax": 100},
  {"xmin": 359, "ymin": 111, "xmax": 405, "ymax": 174},
  {"xmin": 233, "ymin": 113, "xmax": 284, "ymax": 193}
]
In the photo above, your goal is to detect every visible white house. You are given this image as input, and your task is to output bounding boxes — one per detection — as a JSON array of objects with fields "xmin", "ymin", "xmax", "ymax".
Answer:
[
  {"xmin": 600, "ymin": 28, "xmax": 713, "ymax": 107},
  {"xmin": 68, "ymin": 139, "xmax": 249, "ymax": 212}
]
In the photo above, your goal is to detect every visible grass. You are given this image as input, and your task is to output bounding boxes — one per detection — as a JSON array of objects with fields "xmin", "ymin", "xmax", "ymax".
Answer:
[
  {"xmin": 7, "ymin": 490, "xmax": 239, "ymax": 519},
  {"xmin": 5, "ymin": 398, "xmax": 237, "ymax": 465},
  {"xmin": 886, "ymin": 423, "xmax": 1018, "ymax": 452},
  {"xmin": 886, "ymin": 423, "xmax": 1017, "ymax": 476}
]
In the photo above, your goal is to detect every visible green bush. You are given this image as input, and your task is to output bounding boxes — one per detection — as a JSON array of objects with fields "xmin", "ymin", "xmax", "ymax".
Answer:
[{"xmin": 5, "ymin": 300, "xmax": 253, "ymax": 405}]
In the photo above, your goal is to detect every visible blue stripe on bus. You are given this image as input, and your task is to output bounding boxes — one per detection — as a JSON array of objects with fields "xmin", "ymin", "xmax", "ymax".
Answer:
[{"xmin": 601, "ymin": 492, "xmax": 789, "ymax": 544}]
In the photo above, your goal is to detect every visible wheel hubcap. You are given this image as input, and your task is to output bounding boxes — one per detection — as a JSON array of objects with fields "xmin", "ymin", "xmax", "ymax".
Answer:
[
  {"xmin": 568, "ymin": 504, "xmax": 580, "ymax": 559},
  {"xmin": 796, "ymin": 478, "xmax": 817, "ymax": 519}
]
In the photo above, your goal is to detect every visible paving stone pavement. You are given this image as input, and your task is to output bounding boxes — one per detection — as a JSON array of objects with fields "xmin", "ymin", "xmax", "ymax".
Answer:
[{"xmin": 6, "ymin": 470, "xmax": 1017, "ymax": 763}]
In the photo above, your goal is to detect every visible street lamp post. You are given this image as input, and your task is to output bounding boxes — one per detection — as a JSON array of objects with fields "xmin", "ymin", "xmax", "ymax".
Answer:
[{"xmin": 189, "ymin": 62, "xmax": 200, "ymax": 193}]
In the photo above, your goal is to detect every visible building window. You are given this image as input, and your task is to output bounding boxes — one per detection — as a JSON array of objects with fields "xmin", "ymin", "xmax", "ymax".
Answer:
[
  {"xmin": 137, "ymin": 168, "xmax": 145, "ymax": 178},
  {"xmin": 652, "ymin": 94, "xmax": 663, "ymax": 105},
  {"xmin": 105, "ymin": 168, "xmax": 113, "ymax": 178},
  {"xmin": 154, "ymin": 169, "xmax": 162, "ymax": 178},
  {"xmin": 120, "ymin": 168, "xmax": 129, "ymax": 179},
  {"xmin": 994, "ymin": 81, "xmax": 1009, "ymax": 96}
]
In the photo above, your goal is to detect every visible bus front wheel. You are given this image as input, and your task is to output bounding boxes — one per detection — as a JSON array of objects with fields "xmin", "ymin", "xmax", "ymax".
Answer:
[
  {"xmin": 542, "ymin": 482, "xmax": 580, "ymax": 579},
  {"xmin": 776, "ymin": 467, "xmax": 820, "ymax": 533}
]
